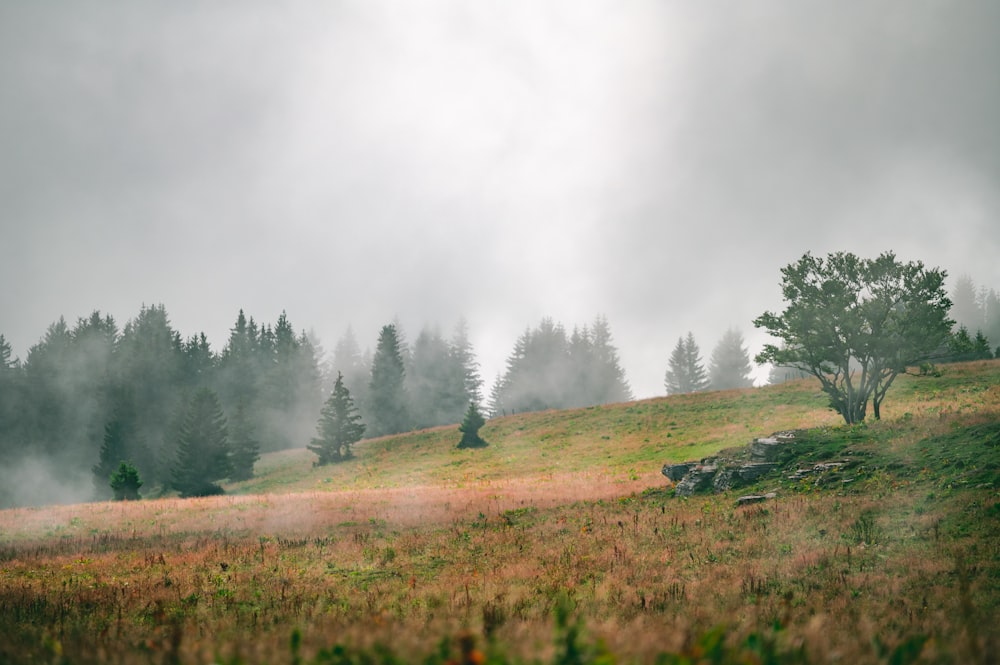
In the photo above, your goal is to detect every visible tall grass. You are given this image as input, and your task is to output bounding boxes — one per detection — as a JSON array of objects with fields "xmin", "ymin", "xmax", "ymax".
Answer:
[{"xmin": 1, "ymin": 360, "xmax": 998, "ymax": 664}]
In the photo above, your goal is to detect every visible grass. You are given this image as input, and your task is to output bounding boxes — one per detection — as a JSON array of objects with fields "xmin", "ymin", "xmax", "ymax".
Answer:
[{"xmin": 1, "ymin": 360, "xmax": 999, "ymax": 663}]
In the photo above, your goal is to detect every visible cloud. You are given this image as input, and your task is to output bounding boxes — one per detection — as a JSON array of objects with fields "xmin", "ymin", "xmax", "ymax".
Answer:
[{"xmin": 1, "ymin": 1, "xmax": 998, "ymax": 398}]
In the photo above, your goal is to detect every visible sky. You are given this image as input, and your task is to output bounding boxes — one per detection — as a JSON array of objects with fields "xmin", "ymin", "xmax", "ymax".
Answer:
[{"xmin": 2, "ymin": 1, "xmax": 999, "ymax": 399}]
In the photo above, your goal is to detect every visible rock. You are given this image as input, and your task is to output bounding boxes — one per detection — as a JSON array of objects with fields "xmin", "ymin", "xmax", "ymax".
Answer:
[
  {"xmin": 736, "ymin": 462, "xmax": 778, "ymax": 482},
  {"xmin": 661, "ymin": 462, "xmax": 697, "ymax": 482},
  {"xmin": 748, "ymin": 431, "xmax": 798, "ymax": 463},
  {"xmin": 736, "ymin": 492, "xmax": 777, "ymax": 506},
  {"xmin": 674, "ymin": 464, "xmax": 718, "ymax": 496},
  {"xmin": 712, "ymin": 467, "xmax": 737, "ymax": 492}
]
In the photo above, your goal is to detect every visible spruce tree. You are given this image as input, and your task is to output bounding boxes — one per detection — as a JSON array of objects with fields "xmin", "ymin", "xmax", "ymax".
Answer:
[
  {"xmin": 708, "ymin": 328, "xmax": 755, "ymax": 390},
  {"xmin": 309, "ymin": 372, "xmax": 365, "ymax": 465},
  {"xmin": 665, "ymin": 333, "xmax": 709, "ymax": 395},
  {"xmin": 367, "ymin": 324, "xmax": 409, "ymax": 437},
  {"xmin": 228, "ymin": 400, "xmax": 260, "ymax": 481},
  {"xmin": 457, "ymin": 402, "xmax": 488, "ymax": 449},
  {"xmin": 171, "ymin": 388, "xmax": 231, "ymax": 497},
  {"xmin": 109, "ymin": 461, "xmax": 143, "ymax": 501}
]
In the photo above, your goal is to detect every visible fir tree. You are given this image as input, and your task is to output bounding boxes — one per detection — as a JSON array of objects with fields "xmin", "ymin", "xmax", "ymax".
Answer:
[
  {"xmin": 708, "ymin": 328, "xmax": 754, "ymax": 390},
  {"xmin": 92, "ymin": 391, "xmax": 142, "ymax": 497},
  {"xmin": 457, "ymin": 402, "xmax": 488, "ymax": 449},
  {"xmin": 309, "ymin": 372, "xmax": 365, "ymax": 465},
  {"xmin": 171, "ymin": 388, "xmax": 230, "ymax": 497},
  {"xmin": 367, "ymin": 324, "xmax": 409, "ymax": 437},
  {"xmin": 228, "ymin": 400, "xmax": 260, "ymax": 481},
  {"xmin": 665, "ymin": 333, "xmax": 709, "ymax": 395},
  {"xmin": 109, "ymin": 461, "xmax": 142, "ymax": 501}
]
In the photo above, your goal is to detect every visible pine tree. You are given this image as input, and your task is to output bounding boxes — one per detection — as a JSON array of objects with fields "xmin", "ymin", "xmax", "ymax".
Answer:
[
  {"xmin": 951, "ymin": 275, "xmax": 982, "ymax": 332},
  {"xmin": 586, "ymin": 315, "xmax": 633, "ymax": 404},
  {"xmin": 367, "ymin": 324, "xmax": 409, "ymax": 437},
  {"xmin": 973, "ymin": 330, "xmax": 993, "ymax": 359},
  {"xmin": 228, "ymin": 400, "xmax": 260, "ymax": 481},
  {"xmin": 708, "ymin": 328, "xmax": 754, "ymax": 390},
  {"xmin": 457, "ymin": 402, "xmax": 488, "ymax": 449},
  {"xmin": 407, "ymin": 326, "xmax": 456, "ymax": 428},
  {"xmin": 330, "ymin": 325, "xmax": 370, "ymax": 412},
  {"xmin": 665, "ymin": 333, "xmax": 709, "ymax": 395},
  {"xmin": 309, "ymin": 372, "xmax": 365, "ymax": 465},
  {"xmin": 171, "ymin": 388, "xmax": 231, "ymax": 497},
  {"xmin": 109, "ymin": 461, "xmax": 142, "ymax": 501},
  {"xmin": 450, "ymin": 318, "xmax": 483, "ymax": 406}
]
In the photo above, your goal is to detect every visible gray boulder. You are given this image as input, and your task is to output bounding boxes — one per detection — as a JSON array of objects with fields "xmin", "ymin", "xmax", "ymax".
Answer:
[{"xmin": 661, "ymin": 462, "xmax": 697, "ymax": 481}]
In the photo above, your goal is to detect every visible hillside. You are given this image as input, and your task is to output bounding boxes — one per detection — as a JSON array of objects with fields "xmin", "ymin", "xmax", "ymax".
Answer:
[{"xmin": 1, "ymin": 359, "xmax": 998, "ymax": 664}]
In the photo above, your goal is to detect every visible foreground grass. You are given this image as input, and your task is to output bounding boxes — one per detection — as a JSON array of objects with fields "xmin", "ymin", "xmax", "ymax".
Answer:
[{"xmin": 1, "ymin": 361, "xmax": 999, "ymax": 664}]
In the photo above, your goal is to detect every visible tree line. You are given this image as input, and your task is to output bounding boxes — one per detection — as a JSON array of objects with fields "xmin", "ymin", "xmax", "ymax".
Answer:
[
  {"xmin": 1, "ymin": 257, "xmax": 996, "ymax": 506},
  {"xmin": 0, "ymin": 310, "xmax": 635, "ymax": 506}
]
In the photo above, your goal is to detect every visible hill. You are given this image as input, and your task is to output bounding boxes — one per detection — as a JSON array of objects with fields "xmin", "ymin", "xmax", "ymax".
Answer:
[{"xmin": 1, "ymin": 359, "xmax": 998, "ymax": 664}]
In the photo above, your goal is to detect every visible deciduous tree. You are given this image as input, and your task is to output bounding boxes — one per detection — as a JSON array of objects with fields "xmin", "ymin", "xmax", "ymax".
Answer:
[{"xmin": 754, "ymin": 251, "xmax": 952, "ymax": 424}]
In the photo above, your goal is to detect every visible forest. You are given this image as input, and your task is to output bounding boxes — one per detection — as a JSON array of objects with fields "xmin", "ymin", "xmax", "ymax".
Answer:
[{"xmin": 1, "ymin": 273, "xmax": 997, "ymax": 508}]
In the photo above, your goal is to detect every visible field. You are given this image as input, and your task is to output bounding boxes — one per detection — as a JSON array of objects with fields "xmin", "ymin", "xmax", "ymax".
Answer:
[{"xmin": 2, "ymin": 361, "xmax": 999, "ymax": 664}]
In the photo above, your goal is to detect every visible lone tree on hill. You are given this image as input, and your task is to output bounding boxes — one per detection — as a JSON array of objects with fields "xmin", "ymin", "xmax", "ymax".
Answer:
[
  {"xmin": 309, "ymin": 371, "xmax": 366, "ymax": 465},
  {"xmin": 109, "ymin": 461, "xmax": 142, "ymax": 501},
  {"xmin": 754, "ymin": 251, "xmax": 953, "ymax": 424},
  {"xmin": 457, "ymin": 402, "xmax": 488, "ymax": 449},
  {"xmin": 171, "ymin": 388, "xmax": 231, "ymax": 497}
]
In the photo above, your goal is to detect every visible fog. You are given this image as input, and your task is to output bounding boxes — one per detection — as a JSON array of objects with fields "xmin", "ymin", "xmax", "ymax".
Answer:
[{"xmin": 2, "ymin": 1, "xmax": 999, "ymax": 399}]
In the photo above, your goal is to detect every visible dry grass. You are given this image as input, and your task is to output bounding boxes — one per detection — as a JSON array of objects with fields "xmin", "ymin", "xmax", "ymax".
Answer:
[{"xmin": 2, "ymin": 360, "xmax": 999, "ymax": 664}]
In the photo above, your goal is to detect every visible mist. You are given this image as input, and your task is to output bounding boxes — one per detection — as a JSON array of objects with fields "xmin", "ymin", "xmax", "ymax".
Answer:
[{"xmin": 1, "ymin": 2, "xmax": 999, "ymax": 479}]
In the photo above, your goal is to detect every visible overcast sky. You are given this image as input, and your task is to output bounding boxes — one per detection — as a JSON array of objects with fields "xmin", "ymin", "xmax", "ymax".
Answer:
[{"xmin": 2, "ymin": 1, "xmax": 998, "ymax": 399}]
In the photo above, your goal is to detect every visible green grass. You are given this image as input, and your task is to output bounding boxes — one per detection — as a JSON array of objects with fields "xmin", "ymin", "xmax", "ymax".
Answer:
[{"xmin": 1, "ymin": 359, "xmax": 999, "ymax": 664}]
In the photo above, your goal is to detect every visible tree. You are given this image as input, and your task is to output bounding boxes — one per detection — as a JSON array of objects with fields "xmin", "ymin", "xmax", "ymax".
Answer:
[
  {"xmin": 450, "ymin": 318, "xmax": 483, "ymax": 407},
  {"xmin": 92, "ymin": 391, "xmax": 143, "ymax": 497},
  {"xmin": 708, "ymin": 328, "xmax": 754, "ymax": 390},
  {"xmin": 109, "ymin": 461, "xmax": 142, "ymax": 501},
  {"xmin": 665, "ymin": 333, "xmax": 709, "ymax": 395},
  {"xmin": 367, "ymin": 324, "xmax": 410, "ymax": 437},
  {"xmin": 754, "ymin": 251, "xmax": 953, "ymax": 424},
  {"xmin": 309, "ymin": 372, "xmax": 365, "ymax": 465},
  {"xmin": 950, "ymin": 275, "xmax": 982, "ymax": 332},
  {"xmin": 171, "ymin": 388, "xmax": 231, "ymax": 497},
  {"xmin": 228, "ymin": 400, "xmax": 260, "ymax": 481},
  {"xmin": 457, "ymin": 402, "xmax": 488, "ymax": 449},
  {"xmin": 330, "ymin": 325, "xmax": 370, "ymax": 412}
]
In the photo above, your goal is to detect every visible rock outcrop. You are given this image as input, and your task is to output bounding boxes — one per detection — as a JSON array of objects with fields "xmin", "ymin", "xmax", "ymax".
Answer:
[{"xmin": 662, "ymin": 431, "xmax": 803, "ymax": 497}]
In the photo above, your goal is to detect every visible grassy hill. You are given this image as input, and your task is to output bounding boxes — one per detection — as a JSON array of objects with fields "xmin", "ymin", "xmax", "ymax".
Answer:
[{"xmin": 1, "ymin": 359, "xmax": 998, "ymax": 664}]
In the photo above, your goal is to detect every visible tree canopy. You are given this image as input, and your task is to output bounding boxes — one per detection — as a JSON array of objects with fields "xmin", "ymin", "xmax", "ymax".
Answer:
[{"xmin": 754, "ymin": 251, "xmax": 953, "ymax": 424}]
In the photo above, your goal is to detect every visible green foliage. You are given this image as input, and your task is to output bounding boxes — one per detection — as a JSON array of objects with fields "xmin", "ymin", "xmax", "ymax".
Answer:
[
  {"xmin": 171, "ymin": 388, "xmax": 231, "ymax": 497},
  {"xmin": 665, "ymin": 332, "xmax": 709, "ymax": 395},
  {"xmin": 109, "ymin": 461, "xmax": 142, "ymax": 501},
  {"xmin": 367, "ymin": 324, "xmax": 410, "ymax": 437},
  {"xmin": 490, "ymin": 316, "xmax": 632, "ymax": 416},
  {"xmin": 309, "ymin": 372, "xmax": 365, "ymax": 465},
  {"xmin": 228, "ymin": 400, "xmax": 260, "ymax": 481},
  {"xmin": 457, "ymin": 402, "xmax": 488, "ymax": 449},
  {"xmin": 755, "ymin": 251, "xmax": 953, "ymax": 424}
]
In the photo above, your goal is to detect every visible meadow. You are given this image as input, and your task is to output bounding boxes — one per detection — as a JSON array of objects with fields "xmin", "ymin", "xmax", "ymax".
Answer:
[{"xmin": 1, "ymin": 360, "xmax": 999, "ymax": 664}]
